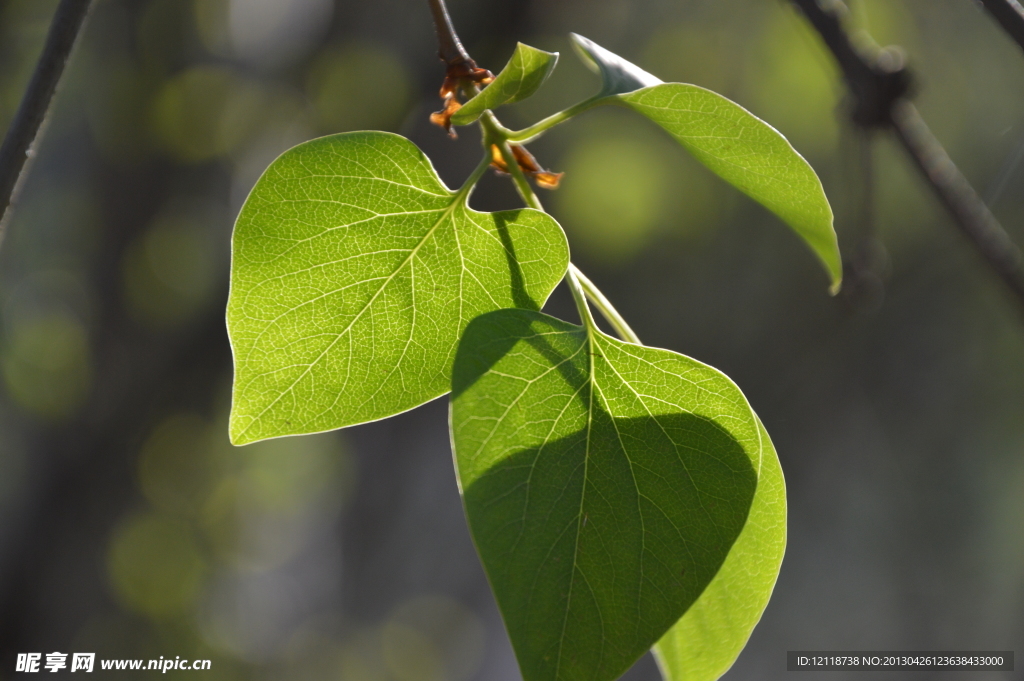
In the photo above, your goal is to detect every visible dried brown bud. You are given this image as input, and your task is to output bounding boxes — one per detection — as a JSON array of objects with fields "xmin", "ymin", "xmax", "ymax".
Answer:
[
  {"xmin": 430, "ymin": 58, "xmax": 494, "ymax": 137},
  {"xmin": 533, "ymin": 172, "xmax": 564, "ymax": 190},
  {"xmin": 489, "ymin": 144, "xmax": 509, "ymax": 171},
  {"xmin": 430, "ymin": 96, "xmax": 463, "ymax": 138},
  {"xmin": 488, "ymin": 144, "xmax": 563, "ymax": 190}
]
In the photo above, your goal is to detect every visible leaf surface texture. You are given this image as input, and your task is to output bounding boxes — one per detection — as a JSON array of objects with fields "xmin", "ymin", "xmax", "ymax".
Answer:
[
  {"xmin": 654, "ymin": 415, "xmax": 786, "ymax": 681},
  {"xmin": 618, "ymin": 84, "xmax": 840, "ymax": 289},
  {"xmin": 451, "ymin": 309, "xmax": 760, "ymax": 681},
  {"xmin": 570, "ymin": 35, "xmax": 840, "ymax": 290},
  {"xmin": 228, "ymin": 132, "xmax": 568, "ymax": 444},
  {"xmin": 452, "ymin": 43, "xmax": 559, "ymax": 126}
]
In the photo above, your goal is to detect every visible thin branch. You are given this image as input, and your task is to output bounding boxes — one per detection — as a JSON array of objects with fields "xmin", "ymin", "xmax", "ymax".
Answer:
[
  {"xmin": 426, "ymin": 0, "xmax": 493, "ymax": 136},
  {"xmin": 565, "ymin": 264, "xmax": 599, "ymax": 333},
  {"xmin": 977, "ymin": 0, "xmax": 1024, "ymax": 56},
  {"xmin": 492, "ymin": 139, "xmax": 544, "ymax": 211},
  {"xmin": 427, "ymin": 0, "xmax": 472, "ymax": 66},
  {"xmin": 0, "ymin": 0, "xmax": 94, "ymax": 236},
  {"xmin": 891, "ymin": 102, "xmax": 1024, "ymax": 301},
  {"xmin": 790, "ymin": 0, "xmax": 1024, "ymax": 311}
]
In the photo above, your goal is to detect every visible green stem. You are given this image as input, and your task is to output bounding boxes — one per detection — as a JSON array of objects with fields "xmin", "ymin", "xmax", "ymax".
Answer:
[
  {"xmin": 483, "ymin": 116, "xmax": 516, "ymax": 140},
  {"xmin": 506, "ymin": 96, "xmax": 605, "ymax": 144},
  {"xmin": 479, "ymin": 111, "xmax": 544, "ymax": 211},
  {"xmin": 571, "ymin": 264, "xmax": 641, "ymax": 344},
  {"xmin": 565, "ymin": 263, "xmax": 599, "ymax": 333},
  {"xmin": 457, "ymin": 150, "xmax": 493, "ymax": 203},
  {"xmin": 500, "ymin": 141, "xmax": 544, "ymax": 211},
  {"xmin": 476, "ymin": 95, "xmax": 641, "ymax": 346}
]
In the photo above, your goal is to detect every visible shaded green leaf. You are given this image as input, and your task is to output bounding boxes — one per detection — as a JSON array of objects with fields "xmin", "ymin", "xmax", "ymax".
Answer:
[
  {"xmin": 450, "ymin": 309, "xmax": 761, "ymax": 681},
  {"xmin": 227, "ymin": 131, "xmax": 568, "ymax": 445},
  {"xmin": 451, "ymin": 43, "xmax": 559, "ymax": 126},
  {"xmin": 653, "ymin": 414, "xmax": 786, "ymax": 681},
  {"xmin": 571, "ymin": 33, "xmax": 661, "ymax": 97}
]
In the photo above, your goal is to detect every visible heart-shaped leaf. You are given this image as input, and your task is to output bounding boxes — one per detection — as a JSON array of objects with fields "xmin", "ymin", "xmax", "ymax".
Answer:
[
  {"xmin": 228, "ymin": 131, "xmax": 568, "ymax": 445},
  {"xmin": 569, "ymin": 35, "xmax": 841, "ymax": 292},
  {"xmin": 450, "ymin": 308, "xmax": 761, "ymax": 681},
  {"xmin": 452, "ymin": 43, "xmax": 559, "ymax": 126},
  {"xmin": 653, "ymin": 414, "xmax": 786, "ymax": 681}
]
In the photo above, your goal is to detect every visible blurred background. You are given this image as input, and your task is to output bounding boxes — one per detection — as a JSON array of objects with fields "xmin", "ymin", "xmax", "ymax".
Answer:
[{"xmin": 0, "ymin": 0, "xmax": 1022, "ymax": 678}]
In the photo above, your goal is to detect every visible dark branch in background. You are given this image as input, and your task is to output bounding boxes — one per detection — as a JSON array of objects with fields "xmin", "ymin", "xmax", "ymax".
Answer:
[
  {"xmin": 978, "ymin": 0, "xmax": 1024, "ymax": 56},
  {"xmin": 0, "ymin": 0, "xmax": 93, "ymax": 239},
  {"xmin": 892, "ymin": 102, "xmax": 1024, "ymax": 301},
  {"xmin": 789, "ymin": 0, "xmax": 1024, "ymax": 310},
  {"xmin": 789, "ymin": 0, "xmax": 911, "ymax": 126}
]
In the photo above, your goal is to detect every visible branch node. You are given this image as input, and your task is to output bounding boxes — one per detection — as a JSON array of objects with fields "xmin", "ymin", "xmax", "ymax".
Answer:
[
  {"xmin": 790, "ymin": 0, "xmax": 1024, "ymax": 312},
  {"xmin": 426, "ymin": 0, "xmax": 493, "ymax": 137}
]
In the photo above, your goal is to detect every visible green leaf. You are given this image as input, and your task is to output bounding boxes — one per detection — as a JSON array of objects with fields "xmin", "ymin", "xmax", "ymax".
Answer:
[
  {"xmin": 450, "ymin": 309, "xmax": 761, "ymax": 681},
  {"xmin": 568, "ymin": 35, "xmax": 841, "ymax": 292},
  {"xmin": 571, "ymin": 33, "xmax": 661, "ymax": 97},
  {"xmin": 617, "ymin": 84, "xmax": 841, "ymax": 291},
  {"xmin": 227, "ymin": 131, "xmax": 568, "ymax": 445},
  {"xmin": 653, "ymin": 414, "xmax": 786, "ymax": 681},
  {"xmin": 451, "ymin": 43, "xmax": 559, "ymax": 126}
]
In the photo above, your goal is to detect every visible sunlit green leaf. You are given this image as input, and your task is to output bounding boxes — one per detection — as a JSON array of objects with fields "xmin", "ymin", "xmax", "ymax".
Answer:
[
  {"xmin": 450, "ymin": 309, "xmax": 761, "ymax": 681},
  {"xmin": 569, "ymin": 35, "xmax": 841, "ymax": 291},
  {"xmin": 571, "ymin": 33, "xmax": 661, "ymax": 97},
  {"xmin": 452, "ymin": 43, "xmax": 559, "ymax": 126},
  {"xmin": 227, "ymin": 131, "xmax": 568, "ymax": 445},
  {"xmin": 617, "ymin": 84, "xmax": 840, "ymax": 290},
  {"xmin": 653, "ymin": 414, "xmax": 786, "ymax": 681}
]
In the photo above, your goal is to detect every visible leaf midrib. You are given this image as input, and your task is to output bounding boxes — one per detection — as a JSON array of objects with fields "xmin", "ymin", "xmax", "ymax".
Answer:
[
  {"xmin": 548, "ymin": 326, "xmax": 763, "ymax": 678},
  {"xmin": 235, "ymin": 189, "xmax": 464, "ymax": 440},
  {"xmin": 553, "ymin": 313, "xmax": 599, "ymax": 680}
]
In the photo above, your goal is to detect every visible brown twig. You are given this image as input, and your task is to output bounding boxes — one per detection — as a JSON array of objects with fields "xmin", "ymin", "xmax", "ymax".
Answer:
[
  {"xmin": 0, "ymin": 0, "xmax": 94, "ymax": 240},
  {"xmin": 790, "ymin": 0, "xmax": 1024, "ymax": 311},
  {"xmin": 426, "ymin": 0, "xmax": 493, "ymax": 136},
  {"xmin": 977, "ymin": 0, "xmax": 1024, "ymax": 57},
  {"xmin": 425, "ymin": 0, "xmax": 561, "ymax": 187},
  {"xmin": 428, "ymin": 0, "xmax": 472, "ymax": 66}
]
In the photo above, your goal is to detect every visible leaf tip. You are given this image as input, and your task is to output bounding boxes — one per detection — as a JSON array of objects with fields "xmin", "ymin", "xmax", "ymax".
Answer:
[
  {"xmin": 228, "ymin": 433, "xmax": 252, "ymax": 447},
  {"xmin": 228, "ymin": 413, "xmax": 258, "ymax": 447},
  {"xmin": 823, "ymin": 246, "xmax": 842, "ymax": 296},
  {"xmin": 568, "ymin": 33, "xmax": 598, "ymax": 71},
  {"xmin": 569, "ymin": 33, "xmax": 661, "ymax": 96},
  {"xmin": 515, "ymin": 41, "xmax": 560, "ymax": 61}
]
